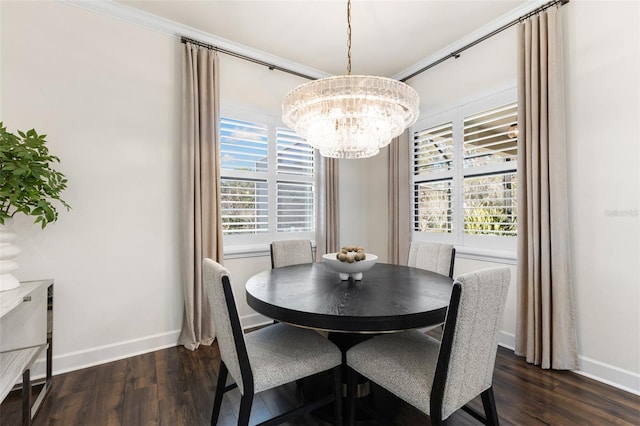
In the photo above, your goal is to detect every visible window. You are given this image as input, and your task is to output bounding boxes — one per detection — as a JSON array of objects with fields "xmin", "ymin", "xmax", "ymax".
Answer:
[
  {"xmin": 462, "ymin": 104, "xmax": 518, "ymax": 238},
  {"xmin": 275, "ymin": 128, "xmax": 314, "ymax": 233},
  {"xmin": 413, "ymin": 122, "xmax": 455, "ymax": 234},
  {"xmin": 412, "ymin": 92, "xmax": 517, "ymax": 252},
  {"xmin": 219, "ymin": 109, "xmax": 316, "ymax": 249},
  {"xmin": 220, "ymin": 117, "xmax": 269, "ymax": 236}
]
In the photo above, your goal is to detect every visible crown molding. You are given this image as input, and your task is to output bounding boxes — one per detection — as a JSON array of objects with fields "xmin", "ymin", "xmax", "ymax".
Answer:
[
  {"xmin": 393, "ymin": 0, "xmax": 550, "ymax": 81},
  {"xmin": 61, "ymin": 0, "xmax": 331, "ymax": 81},
  {"xmin": 62, "ymin": 0, "xmax": 553, "ymax": 84}
]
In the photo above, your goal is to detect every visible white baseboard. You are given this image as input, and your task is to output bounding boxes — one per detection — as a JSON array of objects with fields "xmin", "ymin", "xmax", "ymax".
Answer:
[
  {"xmin": 498, "ymin": 330, "xmax": 640, "ymax": 396},
  {"xmin": 30, "ymin": 329, "xmax": 181, "ymax": 380},
  {"xmin": 29, "ymin": 314, "xmax": 270, "ymax": 380},
  {"xmin": 576, "ymin": 356, "xmax": 640, "ymax": 396},
  {"xmin": 498, "ymin": 330, "xmax": 516, "ymax": 350}
]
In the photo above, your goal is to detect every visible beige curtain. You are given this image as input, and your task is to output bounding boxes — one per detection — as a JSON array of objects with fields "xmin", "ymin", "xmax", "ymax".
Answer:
[
  {"xmin": 387, "ymin": 131, "xmax": 411, "ymax": 265},
  {"xmin": 178, "ymin": 43, "xmax": 224, "ymax": 351},
  {"xmin": 316, "ymin": 157, "xmax": 340, "ymax": 257},
  {"xmin": 515, "ymin": 8, "xmax": 579, "ymax": 370}
]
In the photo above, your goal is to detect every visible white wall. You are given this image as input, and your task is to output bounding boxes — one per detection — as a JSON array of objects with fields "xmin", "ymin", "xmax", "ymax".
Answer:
[
  {"xmin": 338, "ymin": 152, "xmax": 390, "ymax": 262},
  {"xmin": 1, "ymin": 1, "xmax": 184, "ymax": 372},
  {"xmin": 220, "ymin": 54, "xmax": 307, "ymax": 113},
  {"xmin": 563, "ymin": 0, "xmax": 639, "ymax": 389}
]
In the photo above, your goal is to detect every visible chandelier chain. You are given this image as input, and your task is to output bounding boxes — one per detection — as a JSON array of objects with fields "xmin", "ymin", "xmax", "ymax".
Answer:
[{"xmin": 347, "ymin": 0, "xmax": 351, "ymax": 75}]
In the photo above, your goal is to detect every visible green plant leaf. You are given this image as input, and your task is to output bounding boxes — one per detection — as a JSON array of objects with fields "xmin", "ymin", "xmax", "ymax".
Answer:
[{"xmin": 0, "ymin": 124, "xmax": 70, "ymax": 227}]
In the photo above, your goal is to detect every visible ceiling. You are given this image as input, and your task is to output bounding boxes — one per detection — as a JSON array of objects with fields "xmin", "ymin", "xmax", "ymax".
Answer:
[{"xmin": 116, "ymin": 0, "xmax": 529, "ymax": 78}]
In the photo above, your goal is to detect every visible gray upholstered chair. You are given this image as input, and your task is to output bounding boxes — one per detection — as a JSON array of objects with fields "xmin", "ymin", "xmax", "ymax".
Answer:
[
  {"xmin": 270, "ymin": 239, "xmax": 314, "ymax": 268},
  {"xmin": 346, "ymin": 267, "xmax": 510, "ymax": 426},
  {"xmin": 408, "ymin": 241, "xmax": 456, "ymax": 333},
  {"xmin": 204, "ymin": 259, "xmax": 343, "ymax": 426},
  {"xmin": 408, "ymin": 241, "xmax": 456, "ymax": 278}
]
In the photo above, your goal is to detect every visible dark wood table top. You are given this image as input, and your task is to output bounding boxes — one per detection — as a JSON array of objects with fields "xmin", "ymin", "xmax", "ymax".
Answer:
[{"xmin": 245, "ymin": 262, "xmax": 453, "ymax": 333}]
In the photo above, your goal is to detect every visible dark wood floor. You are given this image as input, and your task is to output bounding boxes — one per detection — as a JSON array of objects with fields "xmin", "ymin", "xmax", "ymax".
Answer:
[{"xmin": 2, "ymin": 333, "xmax": 639, "ymax": 426}]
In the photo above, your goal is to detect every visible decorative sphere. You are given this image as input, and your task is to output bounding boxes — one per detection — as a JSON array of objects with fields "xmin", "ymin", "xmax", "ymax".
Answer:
[{"xmin": 322, "ymin": 253, "xmax": 378, "ymax": 281}]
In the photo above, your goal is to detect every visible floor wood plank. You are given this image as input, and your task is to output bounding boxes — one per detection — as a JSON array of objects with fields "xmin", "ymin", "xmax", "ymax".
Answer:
[{"xmin": 1, "ymin": 341, "xmax": 638, "ymax": 425}]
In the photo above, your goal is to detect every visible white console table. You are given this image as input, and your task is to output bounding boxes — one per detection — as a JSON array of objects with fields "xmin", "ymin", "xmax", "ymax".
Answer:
[{"xmin": 0, "ymin": 279, "xmax": 53, "ymax": 426}]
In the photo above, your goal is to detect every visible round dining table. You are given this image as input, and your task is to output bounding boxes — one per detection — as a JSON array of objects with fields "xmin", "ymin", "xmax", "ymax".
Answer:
[
  {"xmin": 246, "ymin": 261, "xmax": 454, "ymax": 421},
  {"xmin": 246, "ymin": 261, "xmax": 453, "ymax": 334}
]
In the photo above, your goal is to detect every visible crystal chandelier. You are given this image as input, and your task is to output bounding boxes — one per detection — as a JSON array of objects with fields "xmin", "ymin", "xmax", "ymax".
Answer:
[{"xmin": 282, "ymin": 0, "xmax": 420, "ymax": 159}]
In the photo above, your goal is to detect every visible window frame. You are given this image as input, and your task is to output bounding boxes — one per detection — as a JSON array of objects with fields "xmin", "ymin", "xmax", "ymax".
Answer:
[
  {"xmin": 220, "ymin": 103, "xmax": 317, "ymax": 255},
  {"xmin": 411, "ymin": 89, "xmax": 518, "ymax": 256}
]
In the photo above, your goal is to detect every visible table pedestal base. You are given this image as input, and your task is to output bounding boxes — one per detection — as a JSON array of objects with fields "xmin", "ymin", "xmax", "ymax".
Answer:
[{"xmin": 300, "ymin": 332, "xmax": 402, "ymax": 424}]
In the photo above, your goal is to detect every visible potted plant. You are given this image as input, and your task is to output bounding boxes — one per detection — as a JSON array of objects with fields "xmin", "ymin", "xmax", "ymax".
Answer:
[{"xmin": 0, "ymin": 122, "xmax": 70, "ymax": 290}]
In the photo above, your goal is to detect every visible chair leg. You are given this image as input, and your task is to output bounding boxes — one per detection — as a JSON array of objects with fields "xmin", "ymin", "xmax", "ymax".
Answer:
[
  {"xmin": 481, "ymin": 387, "xmax": 499, "ymax": 426},
  {"xmin": 238, "ymin": 392, "xmax": 254, "ymax": 426},
  {"xmin": 332, "ymin": 366, "xmax": 343, "ymax": 426},
  {"xmin": 346, "ymin": 368, "xmax": 358, "ymax": 426},
  {"xmin": 430, "ymin": 398, "xmax": 445, "ymax": 426},
  {"xmin": 211, "ymin": 361, "xmax": 228, "ymax": 425}
]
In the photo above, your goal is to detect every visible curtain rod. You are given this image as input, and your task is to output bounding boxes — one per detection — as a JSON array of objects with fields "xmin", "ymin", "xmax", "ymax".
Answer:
[
  {"xmin": 400, "ymin": 0, "xmax": 570, "ymax": 82},
  {"xmin": 180, "ymin": 36, "xmax": 318, "ymax": 81}
]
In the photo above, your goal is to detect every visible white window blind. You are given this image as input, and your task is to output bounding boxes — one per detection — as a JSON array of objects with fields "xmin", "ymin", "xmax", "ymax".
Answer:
[
  {"xmin": 414, "ymin": 179, "xmax": 454, "ymax": 233},
  {"xmin": 463, "ymin": 103, "xmax": 518, "ymax": 237},
  {"xmin": 411, "ymin": 93, "xmax": 518, "ymax": 249},
  {"xmin": 275, "ymin": 127, "xmax": 314, "ymax": 234},
  {"xmin": 220, "ymin": 178, "xmax": 268, "ymax": 235},
  {"xmin": 220, "ymin": 117, "xmax": 268, "ymax": 172},
  {"xmin": 414, "ymin": 122, "xmax": 454, "ymax": 173},
  {"xmin": 276, "ymin": 181, "xmax": 314, "ymax": 232},
  {"xmin": 463, "ymin": 172, "xmax": 517, "ymax": 236},
  {"xmin": 413, "ymin": 122, "xmax": 454, "ymax": 233},
  {"xmin": 463, "ymin": 103, "xmax": 518, "ymax": 168},
  {"xmin": 276, "ymin": 128, "xmax": 314, "ymax": 176},
  {"xmin": 219, "ymin": 109, "xmax": 316, "ymax": 246}
]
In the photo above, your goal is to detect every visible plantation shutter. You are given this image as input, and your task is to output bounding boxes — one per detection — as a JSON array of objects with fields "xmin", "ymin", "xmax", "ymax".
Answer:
[
  {"xmin": 462, "ymin": 103, "xmax": 518, "ymax": 236},
  {"xmin": 219, "ymin": 117, "xmax": 268, "ymax": 172},
  {"xmin": 219, "ymin": 117, "xmax": 269, "ymax": 234},
  {"xmin": 275, "ymin": 128, "xmax": 315, "ymax": 233},
  {"xmin": 413, "ymin": 122, "xmax": 454, "ymax": 233},
  {"xmin": 220, "ymin": 178, "xmax": 269, "ymax": 235},
  {"xmin": 276, "ymin": 128, "xmax": 314, "ymax": 176}
]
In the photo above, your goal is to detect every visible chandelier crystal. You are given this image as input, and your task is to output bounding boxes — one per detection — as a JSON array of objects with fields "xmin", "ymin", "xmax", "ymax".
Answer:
[{"xmin": 282, "ymin": 1, "xmax": 420, "ymax": 159}]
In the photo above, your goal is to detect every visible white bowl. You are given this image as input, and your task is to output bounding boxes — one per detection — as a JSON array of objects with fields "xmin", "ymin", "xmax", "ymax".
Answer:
[{"xmin": 322, "ymin": 253, "xmax": 378, "ymax": 280}]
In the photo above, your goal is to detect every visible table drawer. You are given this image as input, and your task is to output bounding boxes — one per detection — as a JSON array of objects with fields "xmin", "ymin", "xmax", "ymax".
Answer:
[{"xmin": 0, "ymin": 284, "xmax": 47, "ymax": 352}]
